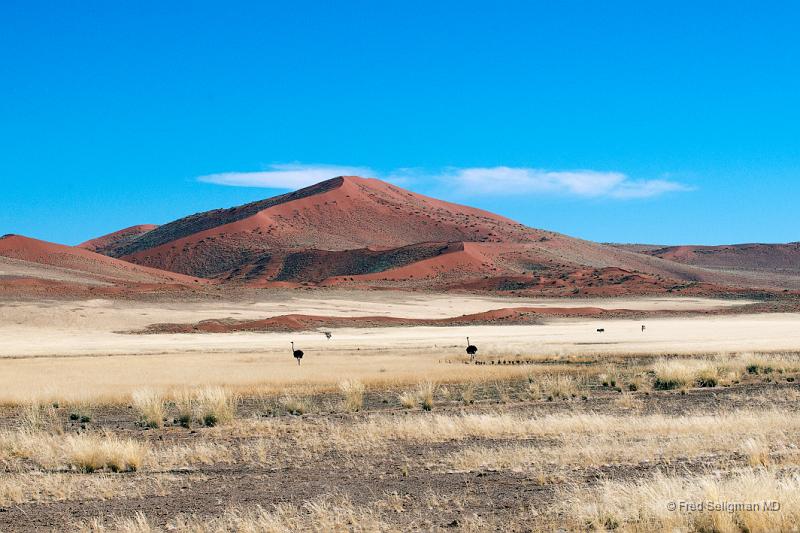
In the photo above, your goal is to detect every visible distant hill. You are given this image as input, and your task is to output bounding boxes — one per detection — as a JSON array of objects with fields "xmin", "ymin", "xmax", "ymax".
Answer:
[
  {"xmin": 79, "ymin": 224, "xmax": 158, "ymax": 255},
  {"xmin": 613, "ymin": 242, "xmax": 800, "ymax": 286},
  {"xmin": 0, "ymin": 234, "xmax": 204, "ymax": 290},
  {"xmin": 71, "ymin": 175, "xmax": 797, "ymax": 294}
]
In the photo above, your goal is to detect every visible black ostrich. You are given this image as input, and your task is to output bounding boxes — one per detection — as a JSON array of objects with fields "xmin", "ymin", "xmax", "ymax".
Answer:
[
  {"xmin": 466, "ymin": 337, "xmax": 478, "ymax": 361},
  {"xmin": 291, "ymin": 341, "xmax": 304, "ymax": 366},
  {"xmin": 323, "ymin": 331, "xmax": 332, "ymax": 340}
]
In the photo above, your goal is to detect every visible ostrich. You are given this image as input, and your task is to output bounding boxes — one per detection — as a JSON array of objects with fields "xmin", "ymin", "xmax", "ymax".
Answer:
[
  {"xmin": 641, "ymin": 325, "xmax": 646, "ymax": 332},
  {"xmin": 465, "ymin": 337, "xmax": 478, "ymax": 361},
  {"xmin": 291, "ymin": 341, "xmax": 304, "ymax": 366},
  {"xmin": 323, "ymin": 331, "xmax": 332, "ymax": 340}
]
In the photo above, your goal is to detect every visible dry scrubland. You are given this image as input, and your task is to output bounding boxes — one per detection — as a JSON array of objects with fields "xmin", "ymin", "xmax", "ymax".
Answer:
[{"xmin": 1, "ymin": 293, "xmax": 800, "ymax": 531}]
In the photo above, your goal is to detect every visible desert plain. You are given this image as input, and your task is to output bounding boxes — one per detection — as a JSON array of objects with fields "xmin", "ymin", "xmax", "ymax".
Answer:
[
  {"xmin": 2, "ymin": 176, "xmax": 800, "ymax": 531},
  {"xmin": 2, "ymin": 289, "xmax": 800, "ymax": 532}
]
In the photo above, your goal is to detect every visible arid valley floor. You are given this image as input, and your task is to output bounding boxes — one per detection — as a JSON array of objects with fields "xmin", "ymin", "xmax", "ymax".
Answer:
[{"xmin": 2, "ymin": 290, "xmax": 800, "ymax": 531}]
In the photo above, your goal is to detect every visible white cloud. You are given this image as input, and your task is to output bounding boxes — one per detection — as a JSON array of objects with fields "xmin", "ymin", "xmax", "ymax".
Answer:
[
  {"xmin": 198, "ymin": 163, "xmax": 691, "ymax": 200},
  {"xmin": 197, "ymin": 164, "xmax": 375, "ymax": 189},
  {"xmin": 437, "ymin": 167, "xmax": 691, "ymax": 199}
]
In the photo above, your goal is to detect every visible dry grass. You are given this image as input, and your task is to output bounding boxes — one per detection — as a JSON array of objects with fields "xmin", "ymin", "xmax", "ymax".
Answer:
[
  {"xmin": 77, "ymin": 497, "xmax": 391, "ymax": 532},
  {"xmin": 460, "ymin": 383, "xmax": 475, "ymax": 405},
  {"xmin": 338, "ymin": 379, "xmax": 365, "ymax": 412},
  {"xmin": 417, "ymin": 381, "xmax": 436, "ymax": 411},
  {"xmin": 740, "ymin": 352, "xmax": 800, "ymax": 375},
  {"xmin": 528, "ymin": 374, "xmax": 579, "ymax": 400},
  {"xmin": 65, "ymin": 433, "xmax": 147, "ymax": 473},
  {"xmin": 132, "ymin": 389, "xmax": 164, "ymax": 429},
  {"xmin": 652, "ymin": 358, "xmax": 719, "ymax": 389},
  {"xmin": 168, "ymin": 387, "xmax": 236, "ymax": 427},
  {"xmin": 569, "ymin": 468, "xmax": 800, "ymax": 532},
  {"xmin": 398, "ymin": 390, "xmax": 417, "ymax": 409},
  {"xmin": 397, "ymin": 381, "xmax": 437, "ymax": 411},
  {"xmin": 153, "ymin": 442, "xmax": 234, "ymax": 470},
  {"xmin": 613, "ymin": 392, "xmax": 643, "ymax": 409},
  {"xmin": 193, "ymin": 387, "xmax": 236, "ymax": 427},
  {"xmin": 280, "ymin": 395, "xmax": 312, "ymax": 415},
  {"xmin": 18, "ymin": 401, "xmax": 61, "ymax": 433},
  {"xmin": 0, "ymin": 473, "xmax": 183, "ymax": 506}
]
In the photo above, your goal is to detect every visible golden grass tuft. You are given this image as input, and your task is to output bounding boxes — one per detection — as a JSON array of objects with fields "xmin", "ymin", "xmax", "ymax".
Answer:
[
  {"xmin": 571, "ymin": 469, "xmax": 800, "ymax": 532},
  {"xmin": 280, "ymin": 395, "xmax": 312, "ymax": 416},
  {"xmin": 398, "ymin": 381, "xmax": 437, "ymax": 411},
  {"xmin": 398, "ymin": 391, "xmax": 417, "ymax": 409},
  {"xmin": 65, "ymin": 433, "xmax": 147, "ymax": 473},
  {"xmin": 18, "ymin": 402, "xmax": 61, "ymax": 434},
  {"xmin": 652, "ymin": 358, "xmax": 720, "ymax": 389},
  {"xmin": 529, "ymin": 374, "xmax": 579, "ymax": 400},
  {"xmin": 170, "ymin": 387, "xmax": 236, "ymax": 427},
  {"xmin": 78, "ymin": 497, "xmax": 389, "ymax": 532},
  {"xmin": 194, "ymin": 387, "xmax": 236, "ymax": 427},
  {"xmin": 131, "ymin": 389, "xmax": 164, "ymax": 429},
  {"xmin": 338, "ymin": 379, "xmax": 365, "ymax": 412}
]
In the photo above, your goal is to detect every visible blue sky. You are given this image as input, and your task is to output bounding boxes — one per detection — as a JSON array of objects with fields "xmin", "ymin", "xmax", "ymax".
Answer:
[{"xmin": 1, "ymin": 1, "xmax": 798, "ymax": 246}]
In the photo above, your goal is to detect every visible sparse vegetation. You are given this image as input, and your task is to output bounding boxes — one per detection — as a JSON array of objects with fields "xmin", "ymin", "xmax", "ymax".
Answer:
[
  {"xmin": 4, "ymin": 296, "xmax": 800, "ymax": 530},
  {"xmin": 195, "ymin": 387, "xmax": 236, "ymax": 427},
  {"xmin": 66, "ymin": 433, "xmax": 147, "ymax": 473},
  {"xmin": 280, "ymin": 395, "xmax": 311, "ymax": 416},
  {"xmin": 529, "ymin": 374, "xmax": 579, "ymax": 399},
  {"xmin": 338, "ymin": 379, "xmax": 365, "ymax": 412},
  {"xmin": 132, "ymin": 389, "xmax": 165, "ymax": 428}
]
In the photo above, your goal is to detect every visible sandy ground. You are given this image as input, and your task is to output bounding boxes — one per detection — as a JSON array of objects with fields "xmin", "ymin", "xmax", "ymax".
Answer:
[
  {"xmin": 2, "ymin": 291, "xmax": 796, "ymax": 402},
  {"xmin": 0, "ymin": 257, "xmax": 110, "ymax": 285}
]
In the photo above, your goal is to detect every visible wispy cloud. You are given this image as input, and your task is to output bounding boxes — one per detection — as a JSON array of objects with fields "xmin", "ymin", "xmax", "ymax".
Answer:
[
  {"xmin": 432, "ymin": 167, "xmax": 692, "ymax": 199},
  {"xmin": 198, "ymin": 164, "xmax": 375, "ymax": 189},
  {"xmin": 198, "ymin": 163, "xmax": 691, "ymax": 200}
]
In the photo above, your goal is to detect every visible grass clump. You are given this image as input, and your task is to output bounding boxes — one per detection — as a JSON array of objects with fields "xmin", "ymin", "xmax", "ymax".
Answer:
[
  {"xmin": 171, "ymin": 387, "xmax": 236, "ymax": 427},
  {"xmin": 397, "ymin": 381, "xmax": 437, "ymax": 411},
  {"xmin": 529, "ymin": 374, "xmax": 578, "ymax": 400},
  {"xmin": 417, "ymin": 381, "xmax": 436, "ymax": 411},
  {"xmin": 280, "ymin": 396, "xmax": 311, "ymax": 416},
  {"xmin": 652, "ymin": 359, "xmax": 720, "ymax": 390},
  {"xmin": 398, "ymin": 391, "xmax": 417, "ymax": 409},
  {"xmin": 338, "ymin": 379, "xmax": 365, "ymax": 412},
  {"xmin": 132, "ymin": 389, "xmax": 165, "ymax": 428},
  {"xmin": 461, "ymin": 384, "xmax": 475, "ymax": 405},
  {"xmin": 18, "ymin": 402, "xmax": 61, "ymax": 433},
  {"xmin": 195, "ymin": 387, "xmax": 235, "ymax": 426},
  {"xmin": 66, "ymin": 433, "xmax": 147, "ymax": 473}
]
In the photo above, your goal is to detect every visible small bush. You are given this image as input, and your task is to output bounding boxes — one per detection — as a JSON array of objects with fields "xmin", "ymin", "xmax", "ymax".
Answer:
[
  {"xmin": 174, "ymin": 389, "xmax": 194, "ymax": 428},
  {"xmin": 461, "ymin": 384, "xmax": 475, "ymax": 405},
  {"xmin": 194, "ymin": 387, "xmax": 235, "ymax": 426},
  {"xmin": 280, "ymin": 396, "xmax": 311, "ymax": 416},
  {"xmin": 338, "ymin": 380, "xmax": 365, "ymax": 412},
  {"xmin": 19, "ymin": 402, "xmax": 61, "ymax": 433},
  {"xmin": 397, "ymin": 381, "xmax": 437, "ymax": 411},
  {"xmin": 132, "ymin": 389, "xmax": 165, "ymax": 428},
  {"xmin": 530, "ymin": 374, "xmax": 579, "ymax": 399},
  {"xmin": 66, "ymin": 433, "xmax": 147, "ymax": 473},
  {"xmin": 417, "ymin": 381, "xmax": 437, "ymax": 411},
  {"xmin": 747, "ymin": 363, "xmax": 774, "ymax": 375},
  {"xmin": 398, "ymin": 391, "xmax": 417, "ymax": 409},
  {"xmin": 652, "ymin": 359, "xmax": 720, "ymax": 390},
  {"xmin": 696, "ymin": 374, "xmax": 718, "ymax": 388}
]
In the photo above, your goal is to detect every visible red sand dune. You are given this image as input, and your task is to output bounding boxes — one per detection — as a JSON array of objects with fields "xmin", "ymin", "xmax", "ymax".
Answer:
[
  {"xmin": 0, "ymin": 234, "xmax": 205, "ymax": 286},
  {"xmin": 73, "ymin": 176, "xmax": 800, "ymax": 294},
  {"xmin": 636, "ymin": 243, "xmax": 800, "ymax": 275},
  {"xmin": 137, "ymin": 306, "xmax": 620, "ymax": 334},
  {"xmin": 79, "ymin": 224, "xmax": 158, "ymax": 254}
]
